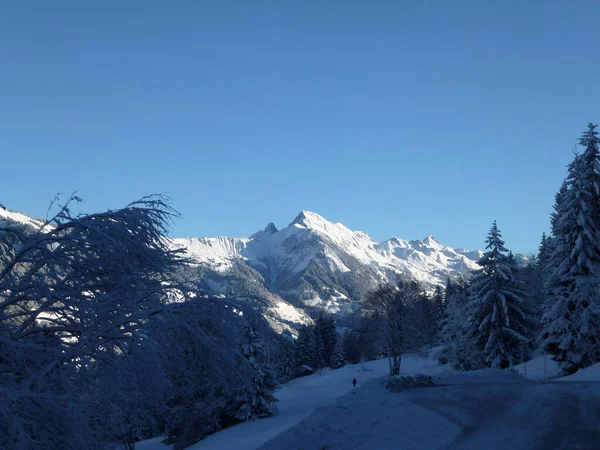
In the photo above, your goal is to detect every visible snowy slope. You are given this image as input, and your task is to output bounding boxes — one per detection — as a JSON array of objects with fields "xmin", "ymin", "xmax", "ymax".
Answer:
[
  {"xmin": 0, "ymin": 206, "xmax": 45, "ymax": 230},
  {"xmin": 173, "ymin": 211, "xmax": 490, "ymax": 310},
  {"xmin": 556, "ymin": 363, "xmax": 600, "ymax": 382},
  {"xmin": 514, "ymin": 355, "xmax": 564, "ymax": 381},
  {"xmin": 136, "ymin": 353, "xmax": 597, "ymax": 450},
  {"xmin": 135, "ymin": 352, "xmax": 445, "ymax": 450},
  {"xmin": 258, "ymin": 374, "xmax": 600, "ymax": 450}
]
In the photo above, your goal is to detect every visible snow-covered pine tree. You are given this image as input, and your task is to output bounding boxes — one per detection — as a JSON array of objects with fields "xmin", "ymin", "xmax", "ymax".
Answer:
[
  {"xmin": 236, "ymin": 316, "xmax": 278, "ymax": 422},
  {"xmin": 439, "ymin": 279, "xmax": 477, "ymax": 369},
  {"xmin": 526, "ymin": 233, "xmax": 552, "ymax": 331},
  {"xmin": 313, "ymin": 324, "xmax": 327, "ymax": 368},
  {"xmin": 294, "ymin": 325, "xmax": 317, "ymax": 370},
  {"xmin": 430, "ymin": 286, "xmax": 445, "ymax": 344},
  {"xmin": 316, "ymin": 315, "xmax": 337, "ymax": 366},
  {"xmin": 541, "ymin": 123, "xmax": 600, "ymax": 370},
  {"xmin": 331, "ymin": 333, "xmax": 347, "ymax": 368},
  {"xmin": 410, "ymin": 291, "xmax": 440, "ymax": 347},
  {"xmin": 468, "ymin": 221, "xmax": 531, "ymax": 369},
  {"xmin": 273, "ymin": 338, "xmax": 296, "ymax": 384},
  {"xmin": 537, "ymin": 232, "xmax": 551, "ymax": 276}
]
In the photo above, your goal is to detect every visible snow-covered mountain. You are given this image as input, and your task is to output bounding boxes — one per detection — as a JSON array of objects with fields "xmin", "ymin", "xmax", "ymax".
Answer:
[
  {"xmin": 0, "ymin": 205, "xmax": 313, "ymax": 335},
  {"xmin": 172, "ymin": 211, "xmax": 492, "ymax": 314},
  {"xmin": 1, "ymin": 205, "xmax": 525, "ymax": 320}
]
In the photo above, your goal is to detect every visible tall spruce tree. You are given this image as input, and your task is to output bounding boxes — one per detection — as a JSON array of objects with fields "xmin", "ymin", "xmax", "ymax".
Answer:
[
  {"xmin": 439, "ymin": 280, "xmax": 476, "ymax": 369},
  {"xmin": 541, "ymin": 123, "xmax": 600, "ymax": 370},
  {"xmin": 236, "ymin": 317, "xmax": 278, "ymax": 421},
  {"xmin": 468, "ymin": 221, "xmax": 531, "ymax": 369},
  {"xmin": 537, "ymin": 233, "xmax": 551, "ymax": 279},
  {"xmin": 273, "ymin": 339, "xmax": 296, "ymax": 384},
  {"xmin": 331, "ymin": 334, "xmax": 347, "ymax": 369},
  {"xmin": 295, "ymin": 325, "xmax": 317, "ymax": 369},
  {"xmin": 315, "ymin": 315, "xmax": 337, "ymax": 367}
]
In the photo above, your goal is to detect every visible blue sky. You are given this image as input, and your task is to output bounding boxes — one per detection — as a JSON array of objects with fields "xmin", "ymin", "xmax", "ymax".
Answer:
[{"xmin": 1, "ymin": 1, "xmax": 599, "ymax": 254}]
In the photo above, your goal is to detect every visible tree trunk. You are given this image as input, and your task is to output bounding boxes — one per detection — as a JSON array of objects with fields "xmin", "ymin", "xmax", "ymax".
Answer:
[{"xmin": 392, "ymin": 354, "xmax": 401, "ymax": 375}]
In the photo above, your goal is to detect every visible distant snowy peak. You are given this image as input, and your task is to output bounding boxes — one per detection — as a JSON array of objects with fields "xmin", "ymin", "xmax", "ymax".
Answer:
[
  {"xmin": 250, "ymin": 222, "xmax": 279, "ymax": 239},
  {"xmin": 290, "ymin": 210, "xmax": 357, "ymax": 238},
  {"xmin": 173, "ymin": 211, "xmax": 494, "ymax": 311}
]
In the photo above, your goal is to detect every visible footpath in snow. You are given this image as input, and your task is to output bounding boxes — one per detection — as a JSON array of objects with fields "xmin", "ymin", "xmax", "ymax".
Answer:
[{"xmin": 136, "ymin": 351, "xmax": 444, "ymax": 450}]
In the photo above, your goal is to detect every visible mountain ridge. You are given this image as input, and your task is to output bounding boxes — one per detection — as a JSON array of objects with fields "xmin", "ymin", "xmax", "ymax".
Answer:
[
  {"xmin": 172, "ymin": 210, "xmax": 522, "ymax": 313},
  {"xmin": 1, "ymin": 206, "xmax": 527, "ymax": 317}
]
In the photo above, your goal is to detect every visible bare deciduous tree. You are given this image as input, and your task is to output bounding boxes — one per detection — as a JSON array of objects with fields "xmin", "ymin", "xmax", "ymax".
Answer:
[{"xmin": 362, "ymin": 280, "xmax": 422, "ymax": 376}]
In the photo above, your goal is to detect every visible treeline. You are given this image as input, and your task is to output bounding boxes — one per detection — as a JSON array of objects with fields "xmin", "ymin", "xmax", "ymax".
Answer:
[
  {"xmin": 268, "ymin": 284, "xmax": 446, "ymax": 379},
  {"xmin": 365, "ymin": 123, "xmax": 600, "ymax": 375},
  {"xmin": 272, "ymin": 315, "xmax": 349, "ymax": 384}
]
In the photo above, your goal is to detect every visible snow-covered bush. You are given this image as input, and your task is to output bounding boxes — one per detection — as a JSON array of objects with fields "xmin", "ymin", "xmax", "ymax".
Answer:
[{"xmin": 385, "ymin": 374, "xmax": 434, "ymax": 392}]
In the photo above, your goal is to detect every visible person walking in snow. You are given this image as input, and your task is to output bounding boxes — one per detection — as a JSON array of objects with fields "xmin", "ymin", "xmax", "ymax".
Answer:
[{"xmin": 352, "ymin": 378, "xmax": 357, "ymax": 388}]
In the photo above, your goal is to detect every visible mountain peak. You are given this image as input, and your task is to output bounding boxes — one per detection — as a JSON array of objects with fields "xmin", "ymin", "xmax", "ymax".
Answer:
[
  {"xmin": 264, "ymin": 222, "xmax": 278, "ymax": 234},
  {"xmin": 290, "ymin": 210, "xmax": 329, "ymax": 229}
]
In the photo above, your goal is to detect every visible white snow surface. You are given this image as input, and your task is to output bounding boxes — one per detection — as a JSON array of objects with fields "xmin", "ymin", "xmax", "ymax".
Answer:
[
  {"xmin": 0, "ymin": 207, "xmax": 45, "ymax": 229},
  {"xmin": 514, "ymin": 354, "xmax": 564, "ymax": 381},
  {"xmin": 270, "ymin": 301, "xmax": 312, "ymax": 326},
  {"xmin": 135, "ymin": 352, "xmax": 444, "ymax": 450},
  {"xmin": 259, "ymin": 374, "xmax": 600, "ymax": 450},
  {"xmin": 135, "ymin": 353, "xmax": 600, "ymax": 450},
  {"xmin": 556, "ymin": 362, "xmax": 600, "ymax": 382}
]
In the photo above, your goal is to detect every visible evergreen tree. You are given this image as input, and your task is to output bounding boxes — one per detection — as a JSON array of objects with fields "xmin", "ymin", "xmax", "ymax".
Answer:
[
  {"xmin": 537, "ymin": 232, "xmax": 551, "ymax": 276},
  {"xmin": 468, "ymin": 221, "xmax": 531, "ymax": 369},
  {"xmin": 412, "ymin": 291, "xmax": 442, "ymax": 346},
  {"xmin": 439, "ymin": 280, "xmax": 477, "ymax": 369},
  {"xmin": 235, "ymin": 317, "xmax": 278, "ymax": 421},
  {"xmin": 331, "ymin": 333, "xmax": 347, "ymax": 369},
  {"xmin": 527, "ymin": 233, "xmax": 552, "ymax": 332},
  {"xmin": 431, "ymin": 285, "xmax": 445, "ymax": 342},
  {"xmin": 316, "ymin": 315, "xmax": 337, "ymax": 366},
  {"xmin": 273, "ymin": 339, "xmax": 296, "ymax": 384},
  {"xmin": 295, "ymin": 325, "xmax": 317, "ymax": 369},
  {"xmin": 313, "ymin": 325, "xmax": 327, "ymax": 368},
  {"xmin": 541, "ymin": 123, "xmax": 600, "ymax": 370}
]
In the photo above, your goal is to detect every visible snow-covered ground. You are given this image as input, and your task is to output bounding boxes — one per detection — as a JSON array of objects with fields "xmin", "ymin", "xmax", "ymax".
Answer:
[
  {"xmin": 259, "ymin": 375, "xmax": 600, "ymax": 450},
  {"xmin": 137, "ymin": 353, "xmax": 600, "ymax": 450},
  {"xmin": 556, "ymin": 362, "xmax": 600, "ymax": 382},
  {"xmin": 514, "ymin": 354, "xmax": 564, "ymax": 381},
  {"xmin": 136, "ymin": 352, "xmax": 444, "ymax": 450}
]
